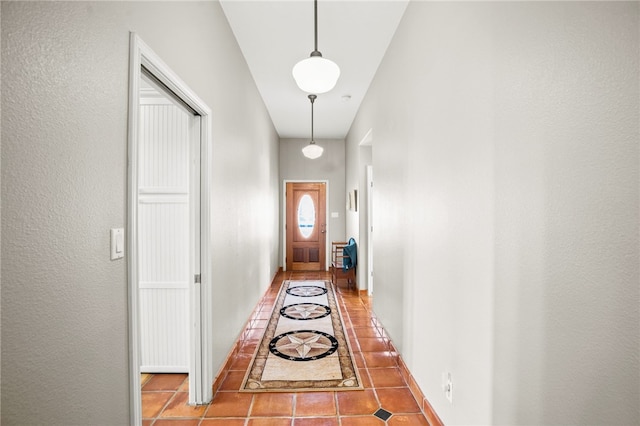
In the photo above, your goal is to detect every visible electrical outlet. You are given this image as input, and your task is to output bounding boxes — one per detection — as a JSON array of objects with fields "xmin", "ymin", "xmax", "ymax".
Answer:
[{"xmin": 442, "ymin": 372, "xmax": 453, "ymax": 403}]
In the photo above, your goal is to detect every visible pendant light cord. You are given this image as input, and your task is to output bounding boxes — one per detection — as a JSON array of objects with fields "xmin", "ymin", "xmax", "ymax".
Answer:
[
  {"xmin": 314, "ymin": 0, "xmax": 318, "ymax": 53},
  {"xmin": 310, "ymin": 0, "xmax": 321, "ymax": 57},
  {"xmin": 309, "ymin": 94, "xmax": 316, "ymax": 144}
]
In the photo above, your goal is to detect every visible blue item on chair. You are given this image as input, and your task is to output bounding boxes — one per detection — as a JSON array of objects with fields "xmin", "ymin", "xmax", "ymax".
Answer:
[{"xmin": 343, "ymin": 237, "xmax": 357, "ymax": 272}]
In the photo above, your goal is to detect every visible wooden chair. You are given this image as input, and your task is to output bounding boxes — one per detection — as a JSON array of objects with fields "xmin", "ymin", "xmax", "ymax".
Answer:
[{"xmin": 331, "ymin": 241, "xmax": 356, "ymax": 290}]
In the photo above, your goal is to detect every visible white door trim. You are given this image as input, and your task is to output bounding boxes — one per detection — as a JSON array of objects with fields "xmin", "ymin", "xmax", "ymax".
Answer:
[
  {"xmin": 366, "ymin": 165, "xmax": 374, "ymax": 296},
  {"xmin": 282, "ymin": 180, "xmax": 330, "ymax": 271},
  {"xmin": 128, "ymin": 33, "xmax": 214, "ymax": 425}
]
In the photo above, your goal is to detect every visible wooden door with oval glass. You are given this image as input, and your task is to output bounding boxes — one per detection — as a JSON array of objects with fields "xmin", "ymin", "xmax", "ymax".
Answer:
[{"xmin": 286, "ymin": 182, "xmax": 326, "ymax": 271}]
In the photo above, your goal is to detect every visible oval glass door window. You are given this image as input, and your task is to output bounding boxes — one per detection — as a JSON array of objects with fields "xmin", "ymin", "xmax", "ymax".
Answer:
[{"xmin": 297, "ymin": 194, "xmax": 315, "ymax": 238}]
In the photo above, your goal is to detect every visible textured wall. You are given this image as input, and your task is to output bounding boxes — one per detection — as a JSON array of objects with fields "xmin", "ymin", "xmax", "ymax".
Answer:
[
  {"xmin": 346, "ymin": 2, "xmax": 639, "ymax": 425},
  {"xmin": 490, "ymin": 3, "xmax": 639, "ymax": 424},
  {"xmin": 1, "ymin": 2, "xmax": 279, "ymax": 424},
  {"xmin": 279, "ymin": 138, "xmax": 346, "ymax": 268}
]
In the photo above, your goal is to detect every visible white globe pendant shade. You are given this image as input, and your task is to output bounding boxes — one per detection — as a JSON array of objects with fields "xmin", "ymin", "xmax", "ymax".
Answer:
[
  {"xmin": 292, "ymin": 56, "xmax": 340, "ymax": 94},
  {"xmin": 302, "ymin": 143, "xmax": 324, "ymax": 159}
]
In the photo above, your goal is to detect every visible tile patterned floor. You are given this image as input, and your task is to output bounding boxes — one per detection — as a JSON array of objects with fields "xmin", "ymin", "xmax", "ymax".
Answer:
[{"xmin": 142, "ymin": 270, "xmax": 430, "ymax": 426}]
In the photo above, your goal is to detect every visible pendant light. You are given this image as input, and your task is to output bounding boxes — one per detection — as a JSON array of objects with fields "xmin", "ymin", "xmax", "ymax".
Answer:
[
  {"xmin": 292, "ymin": 0, "xmax": 340, "ymax": 94},
  {"xmin": 302, "ymin": 94, "xmax": 324, "ymax": 159}
]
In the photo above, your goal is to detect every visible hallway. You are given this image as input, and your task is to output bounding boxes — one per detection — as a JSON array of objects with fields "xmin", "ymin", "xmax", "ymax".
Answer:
[{"xmin": 141, "ymin": 270, "xmax": 432, "ymax": 425}]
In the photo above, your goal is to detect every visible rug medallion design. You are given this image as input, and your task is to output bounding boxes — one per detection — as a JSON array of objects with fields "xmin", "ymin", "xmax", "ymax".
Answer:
[{"xmin": 240, "ymin": 280, "xmax": 363, "ymax": 392}]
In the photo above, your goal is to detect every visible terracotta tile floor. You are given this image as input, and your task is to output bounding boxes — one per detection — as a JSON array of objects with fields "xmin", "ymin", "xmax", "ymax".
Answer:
[{"xmin": 142, "ymin": 270, "xmax": 430, "ymax": 426}]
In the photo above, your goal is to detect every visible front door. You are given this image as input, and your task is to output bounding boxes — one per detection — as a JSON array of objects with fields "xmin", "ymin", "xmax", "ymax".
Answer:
[{"xmin": 286, "ymin": 182, "xmax": 326, "ymax": 271}]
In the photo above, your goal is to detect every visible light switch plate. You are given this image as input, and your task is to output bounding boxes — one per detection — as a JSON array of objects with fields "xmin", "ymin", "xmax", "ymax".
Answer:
[
  {"xmin": 331, "ymin": 212, "xmax": 339, "ymax": 218},
  {"xmin": 110, "ymin": 228, "xmax": 124, "ymax": 260}
]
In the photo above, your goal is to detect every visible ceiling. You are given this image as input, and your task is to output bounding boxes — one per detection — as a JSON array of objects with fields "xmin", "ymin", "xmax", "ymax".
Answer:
[{"xmin": 219, "ymin": 0, "xmax": 409, "ymax": 139}]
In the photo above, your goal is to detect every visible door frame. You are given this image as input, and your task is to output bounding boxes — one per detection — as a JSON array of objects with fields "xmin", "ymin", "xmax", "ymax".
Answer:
[
  {"xmin": 282, "ymin": 180, "xmax": 330, "ymax": 271},
  {"xmin": 127, "ymin": 33, "xmax": 214, "ymax": 425},
  {"xmin": 366, "ymin": 165, "xmax": 374, "ymax": 296}
]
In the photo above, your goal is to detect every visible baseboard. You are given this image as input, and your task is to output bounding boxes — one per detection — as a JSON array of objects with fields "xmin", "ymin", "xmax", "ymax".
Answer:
[
  {"xmin": 211, "ymin": 340, "xmax": 240, "ymax": 395},
  {"xmin": 360, "ymin": 290, "xmax": 443, "ymax": 426},
  {"xmin": 397, "ymin": 356, "xmax": 444, "ymax": 426},
  {"xmin": 211, "ymin": 269, "xmax": 282, "ymax": 396}
]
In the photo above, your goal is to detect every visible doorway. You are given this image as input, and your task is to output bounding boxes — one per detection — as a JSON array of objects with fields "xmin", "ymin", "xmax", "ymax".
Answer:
[
  {"xmin": 285, "ymin": 182, "xmax": 327, "ymax": 271},
  {"xmin": 366, "ymin": 165, "xmax": 374, "ymax": 295},
  {"xmin": 137, "ymin": 70, "xmax": 198, "ymax": 374},
  {"xmin": 128, "ymin": 33, "xmax": 213, "ymax": 424}
]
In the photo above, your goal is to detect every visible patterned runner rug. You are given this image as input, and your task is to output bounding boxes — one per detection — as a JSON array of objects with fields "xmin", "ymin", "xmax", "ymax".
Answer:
[{"xmin": 240, "ymin": 280, "xmax": 363, "ymax": 392}]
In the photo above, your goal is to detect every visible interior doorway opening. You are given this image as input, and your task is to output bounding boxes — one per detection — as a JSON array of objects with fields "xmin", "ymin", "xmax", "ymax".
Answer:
[
  {"xmin": 137, "ymin": 69, "xmax": 198, "ymax": 375},
  {"xmin": 359, "ymin": 128, "xmax": 374, "ymax": 297},
  {"xmin": 366, "ymin": 165, "xmax": 374, "ymax": 296},
  {"xmin": 128, "ymin": 33, "xmax": 213, "ymax": 425}
]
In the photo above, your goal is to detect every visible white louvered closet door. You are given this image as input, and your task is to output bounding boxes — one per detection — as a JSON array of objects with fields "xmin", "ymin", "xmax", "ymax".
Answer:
[{"xmin": 138, "ymin": 75, "xmax": 199, "ymax": 373}]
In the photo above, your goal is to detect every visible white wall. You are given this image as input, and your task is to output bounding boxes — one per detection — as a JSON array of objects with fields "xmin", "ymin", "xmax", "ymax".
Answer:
[
  {"xmin": 1, "ymin": 2, "xmax": 280, "ymax": 424},
  {"xmin": 279, "ymin": 138, "xmax": 346, "ymax": 268},
  {"xmin": 490, "ymin": 3, "xmax": 639, "ymax": 424},
  {"xmin": 346, "ymin": 2, "xmax": 639, "ymax": 425}
]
